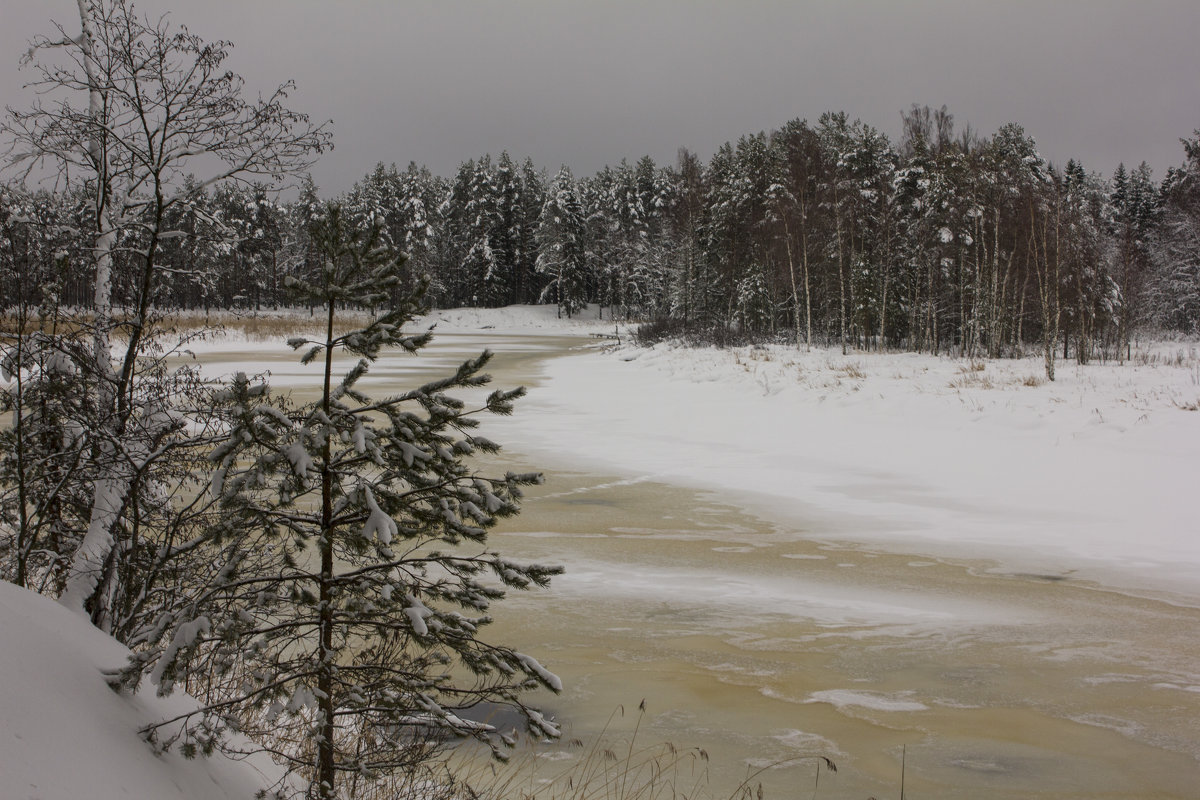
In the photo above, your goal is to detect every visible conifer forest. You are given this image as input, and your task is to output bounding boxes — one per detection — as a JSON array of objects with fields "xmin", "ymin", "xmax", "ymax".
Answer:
[{"xmin": 5, "ymin": 111, "xmax": 1200, "ymax": 369}]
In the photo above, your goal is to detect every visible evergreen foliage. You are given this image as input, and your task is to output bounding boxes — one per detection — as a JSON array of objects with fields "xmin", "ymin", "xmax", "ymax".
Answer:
[
  {"xmin": 6, "ymin": 107, "xmax": 1198, "ymax": 363},
  {"xmin": 535, "ymin": 167, "xmax": 590, "ymax": 318},
  {"xmin": 1147, "ymin": 132, "xmax": 1200, "ymax": 335},
  {"xmin": 123, "ymin": 205, "xmax": 561, "ymax": 798}
]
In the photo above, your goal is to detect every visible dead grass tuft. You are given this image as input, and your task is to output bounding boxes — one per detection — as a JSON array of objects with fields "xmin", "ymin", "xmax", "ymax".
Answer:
[
  {"xmin": 836, "ymin": 361, "xmax": 866, "ymax": 379},
  {"xmin": 167, "ymin": 309, "xmax": 377, "ymax": 341},
  {"xmin": 443, "ymin": 703, "xmax": 837, "ymax": 800},
  {"xmin": 949, "ymin": 370, "xmax": 995, "ymax": 390},
  {"xmin": 1132, "ymin": 346, "xmax": 1200, "ymax": 368}
]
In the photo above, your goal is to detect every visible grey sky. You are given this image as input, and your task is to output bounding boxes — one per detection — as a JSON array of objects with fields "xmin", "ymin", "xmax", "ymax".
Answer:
[{"xmin": 2, "ymin": 1, "xmax": 1197, "ymax": 193}]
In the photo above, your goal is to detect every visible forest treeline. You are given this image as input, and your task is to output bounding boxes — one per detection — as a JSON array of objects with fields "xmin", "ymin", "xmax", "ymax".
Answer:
[{"xmin": 3, "ymin": 107, "xmax": 1199, "ymax": 369}]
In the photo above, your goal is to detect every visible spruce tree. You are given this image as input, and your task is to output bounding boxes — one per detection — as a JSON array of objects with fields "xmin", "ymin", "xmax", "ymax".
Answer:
[
  {"xmin": 535, "ymin": 167, "xmax": 590, "ymax": 317},
  {"xmin": 516, "ymin": 158, "xmax": 547, "ymax": 304},
  {"xmin": 1147, "ymin": 132, "xmax": 1200, "ymax": 334}
]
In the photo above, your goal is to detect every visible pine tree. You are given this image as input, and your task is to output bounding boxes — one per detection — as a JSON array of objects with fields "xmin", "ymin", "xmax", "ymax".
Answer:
[
  {"xmin": 1058, "ymin": 159, "xmax": 1111, "ymax": 364},
  {"xmin": 126, "ymin": 203, "xmax": 561, "ymax": 799},
  {"xmin": 436, "ymin": 160, "xmax": 478, "ymax": 306},
  {"xmin": 493, "ymin": 152, "xmax": 522, "ymax": 305},
  {"xmin": 817, "ymin": 112, "xmax": 857, "ymax": 351},
  {"xmin": 664, "ymin": 148, "xmax": 707, "ymax": 326},
  {"xmin": 701, "ymin": 141, "xmax": 744, "ymax": 326},
  {"xmin": 465, "ymin": 155, "xmax": 506, "ymax": 306},
  {"xmin": 1108, "ymin": 161, "xmax": 1160, "ymax": 357},
  {"xmin": 736, "ymin": 261, "xmax": 772, "ymax": 335}
]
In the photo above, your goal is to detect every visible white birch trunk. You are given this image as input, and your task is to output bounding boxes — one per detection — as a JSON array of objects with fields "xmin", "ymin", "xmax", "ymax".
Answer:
[{"xmin": 61, "ymin": 0, "xmax": 128, "ymax": 619}]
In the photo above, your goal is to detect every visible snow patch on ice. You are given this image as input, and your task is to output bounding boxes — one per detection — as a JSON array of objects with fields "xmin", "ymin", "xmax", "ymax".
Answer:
[
  {"xmin": 805, "ymin": 689, "xmax": 929, "ymax": 712},
  {"xmin": 1152, "ymin": 682, "xmax": 1200, "ymax": 694}
]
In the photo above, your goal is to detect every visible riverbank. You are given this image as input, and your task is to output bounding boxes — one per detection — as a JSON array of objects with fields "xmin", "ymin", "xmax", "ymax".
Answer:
[
  {"xmin": 498, "ymin": 334, "xmax": 1200, "ymax": 602},
  {"xmin": 196, "ymin": 304, "xmax": 1200, "ymax": 601},
  {"xmin": 6, "ymin": 306, "xmax": 1200, "ymax": 798}
]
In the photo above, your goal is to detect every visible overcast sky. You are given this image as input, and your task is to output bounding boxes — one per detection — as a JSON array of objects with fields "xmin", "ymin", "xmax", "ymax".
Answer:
[{"xmin": 2, "ymin": 1, "xmax": 1197, "ymax": 193}]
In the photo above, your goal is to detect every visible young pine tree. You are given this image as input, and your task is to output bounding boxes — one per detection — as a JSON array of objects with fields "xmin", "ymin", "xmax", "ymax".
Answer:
[{"xmin": 130, "ymin": 203, "xmax": 562, "ymax": 799}]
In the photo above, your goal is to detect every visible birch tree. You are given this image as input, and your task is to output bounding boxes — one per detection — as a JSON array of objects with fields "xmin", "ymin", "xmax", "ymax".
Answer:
[{"xmin": 1, "ymin": 0, "xmax": 329, "ymax": 626}]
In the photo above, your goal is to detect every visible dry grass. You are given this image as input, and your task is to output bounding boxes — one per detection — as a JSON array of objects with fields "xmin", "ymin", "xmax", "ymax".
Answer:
[
  {"xmin": 440, "ymin": 704, "xmax": 837, "ymax": 800},
  {"xmin": 165, "ymin": 309, "xmax": 378, "ymax": 340},
  {"xmin": 949, "ymin": 373, "xmax": 995, "ymax": 390},
  {"xmin": 1131, "ymin": 345, "xmax": 1200, "ymax": 368},
  {"xmin": 833, "ymin": 361, "xmax": 866, "ymax": 380},
  {"xmin": 1, "ymin": 307, "xmax": 379, "ymax": 343}
]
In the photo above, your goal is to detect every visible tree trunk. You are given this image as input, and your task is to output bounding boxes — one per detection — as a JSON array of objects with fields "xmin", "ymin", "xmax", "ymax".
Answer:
[
  {"xmin": 1033, "ymin": 198, "xmax": 1061, "ymax": 381},
  {"xmin": 802, "ymin": 226, "xmax": 813, "ymax": 350},
  {"xmin": 834, "ymin": 190, "xmax": 848, "ymax": 354},
  {"xmin": 317, "ymin": 298, "xmax": 338, "ymax": 798},
  {"xmin": 62, "ymin": 0, "xmax": 127, "ymax": 622},
  {"xmin": 879, "ymin": 224, "xmax": 892, "ymax": 349},
  {"xmin": 782, "ymin": 218, "xmax": 803, "ymax": 350}
]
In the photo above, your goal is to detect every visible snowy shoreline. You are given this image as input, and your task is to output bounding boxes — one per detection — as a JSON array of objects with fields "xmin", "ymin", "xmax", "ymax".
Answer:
[
  {"xmin": 196, "ymin": 303, "xmax": 1200, "ymax": 602},
  {"xmin": 496, "ymin": 329, "xmax": 1200, "ymax": 604},
  {"xmin": 5, "ymin": 303, "xmax": 1200, "ymax": 798}
]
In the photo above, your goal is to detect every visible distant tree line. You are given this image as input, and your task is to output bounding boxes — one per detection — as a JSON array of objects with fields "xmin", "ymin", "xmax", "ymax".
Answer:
[{"xmin": 4, "ymin": 107, "xmax": 1200, "ymax": 373}]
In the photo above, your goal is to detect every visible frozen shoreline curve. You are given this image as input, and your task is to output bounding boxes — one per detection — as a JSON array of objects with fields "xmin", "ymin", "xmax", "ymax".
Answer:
[{"xmin": 495, "ymin": 332, "xmax": 1200, "ymax": 602}]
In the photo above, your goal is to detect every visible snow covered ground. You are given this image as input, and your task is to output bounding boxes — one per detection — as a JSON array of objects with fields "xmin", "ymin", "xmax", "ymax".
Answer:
[
  {"xmin": 499, "ymin": 335, "xmax": 1200, "ymax": 601},
  {"xmin": 0, "ymin": 581, "xmax": 282, "ymax": 800},
  {"xmin": 7, "ymin": 305, "xmax": 1197, "ymax": 798},
  {"xmin": 195, "ymin": 304, "xmax": 1200, "ymax": 599}
]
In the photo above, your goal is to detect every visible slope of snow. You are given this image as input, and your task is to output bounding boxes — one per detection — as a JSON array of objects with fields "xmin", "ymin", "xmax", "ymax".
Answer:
[
  {"xmin": 0, "ymin": 581, "xmax": 280, "ymax": 800},
  {"xmin": 501, "ymin": 338, "xmax": 1200, "ymax": 601}
]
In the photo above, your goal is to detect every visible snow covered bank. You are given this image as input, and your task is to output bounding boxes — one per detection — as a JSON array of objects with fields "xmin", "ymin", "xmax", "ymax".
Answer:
[
  {"xmin": 184, "ymin": 302, "xmax": 1200, "ymax": 599},
  {"xmin": 0, "ymin": 581, "xmax": 280, "ymax": 800},
  {"xmin": 416, "ymin": 303, "xmax": 626, "ymax": 336},
  {"xmin": 502, "ymin": 339, "xmax": 1200, "ymax": 600},
  {"xmin": 177, "ymin": 303, "xmax": 624, "ymax": 349}
]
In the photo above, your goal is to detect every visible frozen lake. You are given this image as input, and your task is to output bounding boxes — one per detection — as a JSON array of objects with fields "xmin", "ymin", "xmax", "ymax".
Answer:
[{"xmin": 197, "ymin": 325, "xmax": 1200, "ymax": 799}]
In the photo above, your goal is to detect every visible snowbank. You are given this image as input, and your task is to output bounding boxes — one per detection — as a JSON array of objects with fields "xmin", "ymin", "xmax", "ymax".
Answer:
[
  {"xmin": 0, "ymin": 581, "xmax": 280, "ymax": 800},
  {"xmin": 501, "ymin": 339, "xmax": 1200, "ymax": 601}
]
